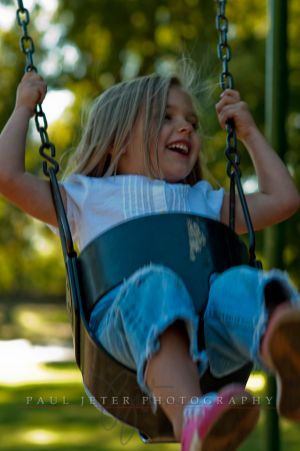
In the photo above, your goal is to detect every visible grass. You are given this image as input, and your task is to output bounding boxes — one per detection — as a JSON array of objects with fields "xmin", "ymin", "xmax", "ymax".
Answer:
[
  {"xmin": 1, "ymin": 304, "xmax": 300, "ymax": 450},
  {"xmin": 1, "ymin": 368, "xmax": 300, "ymax": 451}
]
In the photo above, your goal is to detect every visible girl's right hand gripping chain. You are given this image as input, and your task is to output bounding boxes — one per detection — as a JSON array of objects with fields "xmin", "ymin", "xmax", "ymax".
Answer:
[
  {"xmin": 0, "ymin": 72, "xmax": 62, "ymax": 227},
  {"xmin": 15, "ymin": 71, "xmax": 47, "ymax": 117}
]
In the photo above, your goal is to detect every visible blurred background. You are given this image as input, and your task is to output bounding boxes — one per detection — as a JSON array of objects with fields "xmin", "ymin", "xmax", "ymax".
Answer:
[{"xmin": 0, "ymin": 0, "xmax": 299, "ymax": 449}]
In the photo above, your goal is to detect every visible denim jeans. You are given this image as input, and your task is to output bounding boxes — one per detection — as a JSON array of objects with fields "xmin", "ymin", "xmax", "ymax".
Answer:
[{"xmin": 89, "ymin": 264, "xmax": 299, "ymax": 397}]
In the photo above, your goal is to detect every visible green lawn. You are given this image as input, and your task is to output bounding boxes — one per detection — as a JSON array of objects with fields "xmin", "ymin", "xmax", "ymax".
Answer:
[
  {"xmin": 1, "ymin": 366, "xmax": 300, "ymax": 451},
  {"xmin": 1, "ymin": 304, "xmax": 300, "ymax": 450}
]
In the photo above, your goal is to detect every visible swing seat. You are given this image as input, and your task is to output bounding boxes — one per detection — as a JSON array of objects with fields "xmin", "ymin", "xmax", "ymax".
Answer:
[{"xmin": 65, "ymin": 213, "xmax": 253, "ymax": 442}]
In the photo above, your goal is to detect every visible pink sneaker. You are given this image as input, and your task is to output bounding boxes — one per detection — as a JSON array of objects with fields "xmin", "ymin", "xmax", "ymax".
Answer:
[
  {"xmin": 261, "ymin": 303, "xmax": 300, "ymax": 421},
  {"xmin": 181, "ymin": 384, "xmax": 259, "ymax": 451}
]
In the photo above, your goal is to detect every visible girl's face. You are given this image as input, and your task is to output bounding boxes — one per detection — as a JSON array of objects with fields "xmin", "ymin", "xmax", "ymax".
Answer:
[{"xmin": 117, "ymin": 84, "xmax": 201, "ymax": 183}]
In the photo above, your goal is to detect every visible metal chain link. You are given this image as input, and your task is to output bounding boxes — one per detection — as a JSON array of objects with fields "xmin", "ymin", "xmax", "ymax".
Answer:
[
  {"xmin": 16, "ymin": 0, "xmax": 59, "ymax": 176},
  {"xmin": 216, "ymin": 0, "xmax": 241, "ymax": 231},
  {"xmin": 215, "ymin": 0, "xmax": 261, "ymax": 268},
  {"xmin": 16, "ymin": 0, "xmax": 76, "ymax": 259}
]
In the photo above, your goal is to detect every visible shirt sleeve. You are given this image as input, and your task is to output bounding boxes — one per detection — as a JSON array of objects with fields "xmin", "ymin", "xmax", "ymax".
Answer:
[
  {"xmin": 47, "ymin": 174, "xmax": 89, "ymax": 245},
  {"xmin": 189, "ymin": 180, "xmax": 224, "ymax": 221},
  {"xmin": 58, "ymin": 173, "xmax": 93, "ymax": 245}
]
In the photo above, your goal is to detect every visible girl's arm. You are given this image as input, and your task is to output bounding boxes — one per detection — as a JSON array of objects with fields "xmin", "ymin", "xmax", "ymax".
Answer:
[
  {"xmin": 0, "ymin": 72, "xmax": 65, "ymax": 226},
  {"xmin": 216, "ymin": 90, "xmax": 300, "ymax": 234}
]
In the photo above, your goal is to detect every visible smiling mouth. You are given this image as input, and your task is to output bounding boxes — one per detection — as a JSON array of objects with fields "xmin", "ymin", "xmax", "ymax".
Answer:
[{"xmin": 167, "ymin": 143, "xmax": 190, "ymax": 155}]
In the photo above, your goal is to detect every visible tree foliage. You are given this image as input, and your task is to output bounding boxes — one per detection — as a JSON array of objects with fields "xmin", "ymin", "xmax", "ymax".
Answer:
[{"xmin": 0, "ymin": 0, "xmax": 299, "ymax": 295}]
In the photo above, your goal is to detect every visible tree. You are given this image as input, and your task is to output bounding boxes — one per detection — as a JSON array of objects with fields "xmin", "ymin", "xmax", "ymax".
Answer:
[{"xmin": 0, "ymin": 0, "xmax": 299, "ymax": 296}]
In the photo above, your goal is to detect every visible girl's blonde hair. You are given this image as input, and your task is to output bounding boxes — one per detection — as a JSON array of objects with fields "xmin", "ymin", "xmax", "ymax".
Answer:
[{"xmin": 64, "ymin": 72, "xmax": 202, "ymax": 185}]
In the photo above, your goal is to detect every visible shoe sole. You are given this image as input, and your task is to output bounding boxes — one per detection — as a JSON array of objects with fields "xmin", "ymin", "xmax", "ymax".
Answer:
[
  {"xmin": 202, "ymin": 394, "xmax": 259, "ymax": 451},
  {"xmin": 268, "ymin": 309, "xmax": 300, "ymax": 421},
  {"xmin": 187, "ymin": 391, "xmax": 259, "ymax": 451}
]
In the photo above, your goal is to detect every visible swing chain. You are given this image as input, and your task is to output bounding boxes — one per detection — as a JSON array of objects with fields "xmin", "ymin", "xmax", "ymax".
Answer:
[
  {"xmin": 216, "ymin": 0, "xmax": 242, "ymax": 227},
  {"xmin": 216, "ymin": 0, "xmax": 234, "ymax": 91},
  {"xmin": 16, "ymin": 0, "xmax": 59, "ymax": 177},
  {"xmin": 215, "ymin": 0, "xmax": 261, "ymax": 268}
]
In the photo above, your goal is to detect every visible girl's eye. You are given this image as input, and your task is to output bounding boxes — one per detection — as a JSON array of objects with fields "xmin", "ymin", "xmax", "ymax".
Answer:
[
  {"xmin": 164, "ymin": 113, "xmax": 172, "ymax": 121},
  {"xmin": 191, "ymin": 121, "xmax": 199, "ymax": 130}
]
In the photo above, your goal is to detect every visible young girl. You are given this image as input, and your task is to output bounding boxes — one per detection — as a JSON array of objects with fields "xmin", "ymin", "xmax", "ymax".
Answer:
[{"xmin": 1, "ymin": 70, "xmax": 300, "ymax": 451}]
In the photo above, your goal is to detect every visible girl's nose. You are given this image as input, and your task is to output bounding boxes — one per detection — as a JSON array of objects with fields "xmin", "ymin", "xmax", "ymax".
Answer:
[{"xmin": 177, "ymin": 120, "xmax": 193, "ymax": 134}]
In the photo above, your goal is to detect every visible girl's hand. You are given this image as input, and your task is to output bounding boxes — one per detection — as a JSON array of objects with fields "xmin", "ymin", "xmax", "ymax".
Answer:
[
  {"xmin": 15, "ymin": 71, "xmax": 47, "ymax": 117},
  {"xmin": 215, "ymin": 89, "xmax": 257, "ymax": 143}
]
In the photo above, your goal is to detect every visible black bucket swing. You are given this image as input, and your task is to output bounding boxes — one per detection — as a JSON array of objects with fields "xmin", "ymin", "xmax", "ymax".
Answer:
[{"xmin": 16, "ymin": 0, "xmax": 262, "ymax": 443}]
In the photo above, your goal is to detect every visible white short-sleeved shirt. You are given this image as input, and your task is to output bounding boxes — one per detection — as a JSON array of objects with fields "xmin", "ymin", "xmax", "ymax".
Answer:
[{"xmin": 60, "ymin": 174, "xmax": 224, "ymax": 250}]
